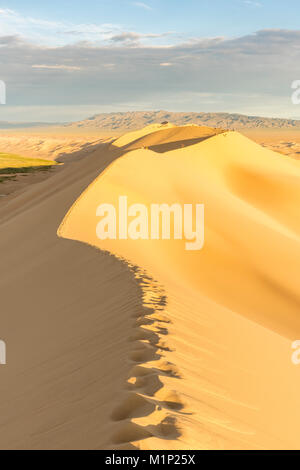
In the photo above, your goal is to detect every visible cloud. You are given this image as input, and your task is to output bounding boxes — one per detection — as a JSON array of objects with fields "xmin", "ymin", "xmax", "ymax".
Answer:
[
  {"xmin": 0, "ymin": 8, "xmax": 127, "ymax": 46},
  {"xmin": 0, "ymin": 35, "xmax": 25, "ymax": 47},
  {"xmin": 32, "ymin": 64, "xmax": 82, "ymax": 71},
  {"xmin": 0, "ymin": 28, "xmax": 299, "ymax": 119},
  {"xmin": 0, "ymin": 8, "xmax": 64, "ymax": 43},
  {"xmin": 0, "ymin": 8, "xmax": 167, "ymax": 47},
  {"xmin": 132, "ymin": 2, "xmax": 153, "ymax": 10},
  {"xmin": 110, "ymin": 31, "xmax": 170, "ymax": 46}
]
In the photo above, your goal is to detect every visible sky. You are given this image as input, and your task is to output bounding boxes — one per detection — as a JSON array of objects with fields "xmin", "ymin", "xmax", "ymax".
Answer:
[{"xmin": 0, "ymin": 0, "xmax": 300, "ymax": 122}]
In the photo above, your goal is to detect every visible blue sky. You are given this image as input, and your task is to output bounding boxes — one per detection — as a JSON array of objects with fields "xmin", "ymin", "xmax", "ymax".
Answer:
[
  {"xmin": 0, "ymin": 0, "xmax": 300, "ymax": 121},
  {"xmin": 0, "ymin": 0, "xmax": 299, "ymax": 40}
]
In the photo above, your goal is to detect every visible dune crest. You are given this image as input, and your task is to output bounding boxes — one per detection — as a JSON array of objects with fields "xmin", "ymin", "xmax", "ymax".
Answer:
[
  {"xmin": 113, "ymin": 123, "xmax": 175, "ymax": 147},
  {"xmin": 57, "ymin": 124, "xmax": 300, "ymax": 449}
]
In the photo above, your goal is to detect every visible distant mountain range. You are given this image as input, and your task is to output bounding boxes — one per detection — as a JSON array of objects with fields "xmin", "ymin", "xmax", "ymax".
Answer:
[
  {"xmin": 65, "ymin": 111, "xmax": 300, "ymax": 131},
  {"xmin": 1, "ymin": 111, "xmax": 300, "ymax": 131}
]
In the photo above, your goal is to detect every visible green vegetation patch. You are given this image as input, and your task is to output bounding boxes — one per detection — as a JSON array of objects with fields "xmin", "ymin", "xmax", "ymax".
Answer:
[{"xmin": 0, "ymin": 153, "xmax": 57, "ymax": 181}]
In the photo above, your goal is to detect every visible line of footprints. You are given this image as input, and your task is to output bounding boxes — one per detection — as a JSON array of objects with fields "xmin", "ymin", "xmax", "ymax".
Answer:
[{"xmin": 110, "ymin": 269, "xmax": 188, "ymax": 449}]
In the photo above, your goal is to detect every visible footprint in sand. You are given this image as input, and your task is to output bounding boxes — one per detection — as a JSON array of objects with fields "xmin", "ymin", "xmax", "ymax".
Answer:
[
  {"xmin": 111, "ymin": 393, "xmax": 156, "ymax": 421},
  {"xmin": 111, "ymin": 422, "xmax": 153, "ymax": 445}
]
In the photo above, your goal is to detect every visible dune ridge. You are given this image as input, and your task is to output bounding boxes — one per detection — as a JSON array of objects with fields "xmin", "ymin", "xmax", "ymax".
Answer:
[{"xmin": 58, "ymin": 124, "xmax": 300, "ymax": 449}]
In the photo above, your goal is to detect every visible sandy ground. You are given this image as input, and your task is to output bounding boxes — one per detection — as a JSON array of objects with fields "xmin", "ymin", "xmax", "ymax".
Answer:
[
  {"xmin": 242, "ymin": 128, "xmax": 300, "ymax": 159},
  {"xmin": 0, "ymin": 141, "xmax": 148, "ymax": 449},
  {"xmin": 0, "ymin": 123, "xmax": 300, "ymax": 449},
  {"xmin": 0, "ymin": 129, "xmax": 114, "ymax": 161}
]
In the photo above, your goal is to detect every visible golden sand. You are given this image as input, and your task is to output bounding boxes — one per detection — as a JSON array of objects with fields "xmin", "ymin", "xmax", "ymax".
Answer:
[
  {"xmin": 0, "ymin": 124, "xmax": 300, "ymax": 449},
  {"xmin": 57, "ymin": 125, "xmax": 300, "ymax": 449}
]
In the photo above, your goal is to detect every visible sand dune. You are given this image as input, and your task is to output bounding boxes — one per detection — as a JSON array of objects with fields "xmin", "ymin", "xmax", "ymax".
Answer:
[
  {"xmin": 0, "ymin": 133, "xmax": 106, "ymax": 161},
  {"xmin": 1, "ymin": 124, "xmax": 300, "ymax": 449},
  {"xmin": 58, "ymin": 125, "xmax": 300, "ymax": 449}
]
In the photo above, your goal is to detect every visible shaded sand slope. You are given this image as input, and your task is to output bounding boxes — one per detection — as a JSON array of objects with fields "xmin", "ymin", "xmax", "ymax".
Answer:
[
  {"xmin": 114, "ymin": 124, "xmax": 226, "ymax": 153},
  {"xmin": 0, "ymin": 143, "xmax": 150, "ymax": 449},
  {"xmin": 59, "ymin": 127, "xmax": 300, "ymax": 449}
]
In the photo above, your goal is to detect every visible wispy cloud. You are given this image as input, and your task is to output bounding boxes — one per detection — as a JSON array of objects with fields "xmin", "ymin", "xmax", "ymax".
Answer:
[
  {"xmin": 132, "ymin": 2, "xmax": 153, "ymax": 11},
  {"xmin": 0, "ymin": 8, "xmax": 159, "ymax": 46},
  {"xmin": 110, "ymin": 31, "xmax": 171, "ymax": 46},
  {"xmin": 0, "ymin": 8, "xmax": 65, "ymax": 44},
  {"xmin": 243, "ymin": 1, "xmax": 262, "ymax": 7},
  {"xmin": 32, "ymin": 64, "xmax": 82, "ymax": 71}
]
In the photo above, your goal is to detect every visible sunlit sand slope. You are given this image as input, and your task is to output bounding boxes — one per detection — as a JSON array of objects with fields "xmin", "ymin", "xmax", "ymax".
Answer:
[{"xmin": 59, "ymin": 127, "xmax": 300, "ymax": 449}]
